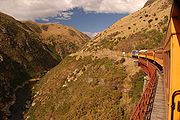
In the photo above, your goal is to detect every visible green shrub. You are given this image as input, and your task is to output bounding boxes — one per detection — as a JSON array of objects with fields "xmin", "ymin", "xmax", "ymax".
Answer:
[
  {"xmin": 148, "ymin": 19, "xmax": 153, "ymax": 23},
  {"xmin": 129, "ymin": 71, "xmax": 145, "ymax": 103},
  {"xmin": 41, "ymin": 25, "xmax": 48, "ymax": 31},
  {"xmin": 46, "ymin": 44, "xmax": 61, "ymax": 61},
  {"xmin": 135, "ymin": 29, "xmax": 163, "ymax": 49},
  {"xmin": 120, "ymin": 58, "xmax": 125, "ymax": 64},
  {"xmin": 68, "ymin": 29, "xmax": 76, "ymax": 36},
  {"xmin": 145, "ymin": 14, "xmax": 149, "ymax": 17}
]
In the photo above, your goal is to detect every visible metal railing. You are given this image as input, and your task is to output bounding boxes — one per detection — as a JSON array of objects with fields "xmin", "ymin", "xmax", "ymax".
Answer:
[{"xmin": 130, "ymin": 58, "xmax": 158, "ymax": 120}]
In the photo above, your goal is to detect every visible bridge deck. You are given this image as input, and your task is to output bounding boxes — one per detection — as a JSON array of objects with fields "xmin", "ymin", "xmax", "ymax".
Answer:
[{"xmin": 150, "ymin": 71, "xmax": 167, "ymax": 120}]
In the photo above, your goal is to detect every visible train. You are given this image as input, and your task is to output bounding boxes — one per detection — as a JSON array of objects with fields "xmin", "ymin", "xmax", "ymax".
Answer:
[
  {"xmin": 131, "ymin": 50, "xmax": 139, "ymax": 58},
  {"xmin": 164, "ymin": 0, "xmax": 180, "ymax": 119},
  {"xmin": 131, "ymin": 0, "xmax": 180, "ymax": 119},
  {"xmin": 136, "ymin": 48, "xmax": 163, "ymax": 67}
]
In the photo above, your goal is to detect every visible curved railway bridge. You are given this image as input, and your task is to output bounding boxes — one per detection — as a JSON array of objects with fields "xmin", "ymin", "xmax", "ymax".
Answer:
[{"xmin": 130, "ymin": 0, "xmax": 180, "ymax": 120}]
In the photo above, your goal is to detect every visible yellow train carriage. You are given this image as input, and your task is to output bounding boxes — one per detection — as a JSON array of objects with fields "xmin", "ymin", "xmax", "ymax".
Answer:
[
  {"xmin": 154, "ymin": 49, "xmax": 164, "ymax": 67},
  {"xmin": 146, "ymin": 50, "xmax": 155, "ymax": 61},
  {"xmin": 138, "ymin": 50, "xmax": 147, "ymax": 58},
  {"xmin": 139, "ymin": 49, "xmax": 164, "ymax": 67},
  {"xmin": 164, "ymin": 0, "xmax": 180, "ymax": 119}
]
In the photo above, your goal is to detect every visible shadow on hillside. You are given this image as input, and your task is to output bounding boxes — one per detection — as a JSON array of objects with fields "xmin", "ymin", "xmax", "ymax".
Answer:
[{"xmin": 8, "ymin": 81, "xmax": 37, "ymax": 120}]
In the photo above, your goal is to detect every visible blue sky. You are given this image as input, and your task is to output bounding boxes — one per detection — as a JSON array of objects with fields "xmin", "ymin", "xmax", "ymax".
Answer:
[
  {"xmin": 36, "ymin": 8, "xmax": 128, "ymax": 36},
  {"xmin": 0, "ymin": 0, "xmax": 147, "ymax": 36}
]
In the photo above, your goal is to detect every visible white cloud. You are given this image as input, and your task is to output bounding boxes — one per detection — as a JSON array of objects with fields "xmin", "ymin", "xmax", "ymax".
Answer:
[
  {"xmin": 72, "ymin": 0, "xmax": 147, "ymax": 13},
  {"xmin": 0, "ymin": 0, "xmax": 73, "ymax": 20},
  {"xmin": 41, "ymin": 18, "xmax": 49, "ymax": 22},
  {"xmin": 0, "ymin": 0, "xmax": 147, "ymax": 20},
  {"xmin": 56, "ymin": 11, "xmax": 73, "ymax": 20}
]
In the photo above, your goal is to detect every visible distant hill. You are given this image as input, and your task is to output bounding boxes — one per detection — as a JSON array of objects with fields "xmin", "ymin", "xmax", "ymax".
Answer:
[
  {"xmin": 25, "ymin": 0, "xmax": 172, "ymax": 120},
  {"xmin": 24, "ymin": 21, "xmax": 90, "ymax": 59}
]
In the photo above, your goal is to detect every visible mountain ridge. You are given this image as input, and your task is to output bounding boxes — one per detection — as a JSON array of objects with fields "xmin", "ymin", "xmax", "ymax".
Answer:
[{"xmin": 24, "ymin": 21, "xmax": 90, "ymax": 60}]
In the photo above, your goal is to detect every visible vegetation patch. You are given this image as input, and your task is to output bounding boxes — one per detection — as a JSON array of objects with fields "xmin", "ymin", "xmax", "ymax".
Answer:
[
  {"xmin": 68, "ymin": 29, "xmax": 77, "ymax": 36},
  {"xmin": 46, "ymin": 44, "xmax": 61, "ymax": 61},
  {"xmin": 98, "ymin": 37, "xmax": 121, "ymax": 50},
  {"xmin": 158, "ymin": 15, "xmax": 168, "ymax": 26},
  {"xmin": 135, "ymin": 29, "xmax": 163, "ymax": 49},
  {"xmin": 26, "ymin": 56, "xmax": 132, "ymax": 119},
  {"xmin": 41, "ymin": 25, "xmax": 49, "ymax": 31},
  {"xmin": 148, "ymin": 19, "xmax": 153, "ymax": 23},
  {"xmin": 129, "ymin": 70, "xmax": 145, "ymax": 103}
]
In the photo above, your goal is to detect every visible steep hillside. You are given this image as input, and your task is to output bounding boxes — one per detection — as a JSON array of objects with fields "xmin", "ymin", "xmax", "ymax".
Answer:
[
  {"xmin": 26, "ymin": 54, "xmax": 142, "ymax": 120},
  {"xmin": 24, "ymin": 21, "xmax": 90, "ymax": 59},
  {"xmin": 76, "ymin": 0, "xmax": 171, "ymax": 54},
  {"xmin": 25, "ymin": 0, "xmax": 172, "ymax": 119},
  {"xmin": 0, "ymin": 12, "xmax": 60, "ymax": 119}
]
